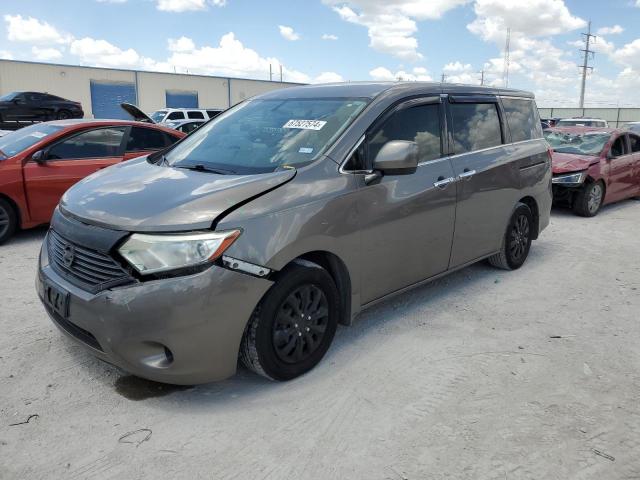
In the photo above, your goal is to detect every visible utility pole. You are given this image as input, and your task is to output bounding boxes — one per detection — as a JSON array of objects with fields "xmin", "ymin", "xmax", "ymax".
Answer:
[
  {"xmin": 280, "ymin": 64, "xmax": 283, "ymax": 82},
  {"xmin": 503, "ymin": 27, "xmax": 511, "ymax": 88},
  {"xmin": 269, "ymin": 64, "xmax": 272, "ymax": 81},
  {"xmin": 478, "ymin": 69, "xmax": 485, "ymax": 86},
  {"xmin": 441, "ymin": 73, "xmax": 447, "ymax": 83},
  {"xmin": 578, "ymin": 21, "xmax": 596, "ymax": 108}
]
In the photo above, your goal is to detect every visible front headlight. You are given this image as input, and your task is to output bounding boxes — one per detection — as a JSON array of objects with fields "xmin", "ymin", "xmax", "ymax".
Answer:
[
  {"xmin": 118, "ymin": 230, "xmax": 241, "ymax": 275},
  {"xmin": 552, "ymin": 171, "xmax": 587, "ymax": 185}
]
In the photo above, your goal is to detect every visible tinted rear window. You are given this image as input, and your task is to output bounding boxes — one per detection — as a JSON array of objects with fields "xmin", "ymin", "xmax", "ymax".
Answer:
[
  {"xmin": 450, "ymin": 103, "xmax": 502, "ymax": 154},
  {"xmin": 501, "ymin": 98, "xmax": 542, "ymax": 142},
  {"xmin": 187, "ymin": 111, "xmax": 205, "ymax": 119}
]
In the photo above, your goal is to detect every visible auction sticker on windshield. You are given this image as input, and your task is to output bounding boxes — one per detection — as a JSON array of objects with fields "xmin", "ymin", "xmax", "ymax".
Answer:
[{"xmin": 283, "ymin": 120, "xmax": 327, "ymax": 130}]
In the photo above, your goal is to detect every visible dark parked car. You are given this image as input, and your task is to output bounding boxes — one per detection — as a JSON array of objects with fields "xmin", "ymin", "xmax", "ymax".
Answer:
[
  {"xmin": 0, "ymin": 120, "xmax": 184, "ymax": 243},
  {"xmin": 545, "ymin": 127, "xmax": 640, "ymax": 216},
  {"xmin": 37, "ymin": 82, "xmax": 552, "ymax": 384},
  {"xmin": 0, "ymin": 91, "xmax": 84, "ymax": 125}
]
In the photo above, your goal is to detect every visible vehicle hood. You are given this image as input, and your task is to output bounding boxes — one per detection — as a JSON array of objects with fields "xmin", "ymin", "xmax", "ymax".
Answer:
[
  {"xmin": 120, "ymin": 103, "xmax": 154, "ymax": 123},
  {"xmin": 551, "ymin": 151, "xmax": 600, "ymax": 174},
  {"xmin": 60, "ymin": 157, "xmax": 296, "ymax": 232}
]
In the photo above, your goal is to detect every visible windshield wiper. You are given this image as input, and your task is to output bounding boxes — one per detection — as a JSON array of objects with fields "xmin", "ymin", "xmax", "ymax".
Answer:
[{"xmin": 174, "ymin": 163, "xmax": 236, "ymax": 175}]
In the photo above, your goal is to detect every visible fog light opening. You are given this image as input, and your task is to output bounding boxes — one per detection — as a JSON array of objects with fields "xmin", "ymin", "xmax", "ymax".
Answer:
[{"xmin": 139, "ymin": 342, "xmax": 174, "ymax": 369}]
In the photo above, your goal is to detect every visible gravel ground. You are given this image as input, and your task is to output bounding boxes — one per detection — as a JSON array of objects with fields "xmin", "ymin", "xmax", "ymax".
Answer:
[{"xmin": 1, "ymin": 200, "xmax": 639, "ymax": 480}]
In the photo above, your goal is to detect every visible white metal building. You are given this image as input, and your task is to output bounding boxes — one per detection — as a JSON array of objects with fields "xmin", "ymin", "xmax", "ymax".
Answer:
[{"xmin": 0, "ymin": 59, "xmax": 300, "ymax": 119}]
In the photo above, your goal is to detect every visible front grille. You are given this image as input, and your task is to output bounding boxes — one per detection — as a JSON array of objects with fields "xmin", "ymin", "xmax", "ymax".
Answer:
[{"xmin": 48, "ymin": 229, "xmax": 134, "ymax": 292}]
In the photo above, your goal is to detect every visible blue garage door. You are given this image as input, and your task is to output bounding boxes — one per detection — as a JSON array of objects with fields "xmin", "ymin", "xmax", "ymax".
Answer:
[
  {"xmin": 90, "ymin": 81, "xmax": 137, "ymax": 119},
  {"xmin": 166, "ymin": 90, "xmax": 198, "ymax": 108}
]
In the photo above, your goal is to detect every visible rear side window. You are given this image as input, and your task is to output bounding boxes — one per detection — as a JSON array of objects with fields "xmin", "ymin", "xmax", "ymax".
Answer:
[
  {"xmin": 629, "ymin": 134, "xmax": 640, "ymax": 153},
  {"xmin": 450, "ymin": 103, "xmax": 502, "ymax": 154},
  {"xmin": 167, "ymin": 111, "xmax": 185, "ymax": 120},
  {"xmin": 48, "ymin": 127, "xmax": 126, "ymax": 160},
  {"xmin": 126, "ymin": 127, "xmax": 172, "ymax": 151},
  {"xmin": 187, "ymin": 111, "xmax": 205, "ymax": 119},
  {"xmin": 369, "ymin": 103, "xmax": 441, "ymax": 164},
  {"xmin": 206, "ymin": 110, "xmax": 222, "ymax": 119},
  {"xmin": 501, "ymin": 98, "xmax": 542, "ymax": 142}
]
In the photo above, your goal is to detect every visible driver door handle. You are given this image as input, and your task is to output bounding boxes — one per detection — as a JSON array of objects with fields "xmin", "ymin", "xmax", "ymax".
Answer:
[
  {"xmin": 434, "ymin": 176, "xmax": 455, "ymax": 189},
  {"xmin": 458, "ymin": 169, "xmax": 476, "ymax": 180}
]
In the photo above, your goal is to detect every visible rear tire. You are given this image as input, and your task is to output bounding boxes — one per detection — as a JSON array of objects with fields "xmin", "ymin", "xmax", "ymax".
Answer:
[
  {"xmin": 240, "ymin": 261, "xmax": 339, "ymax": 381},
  {"xmin": 0, "ymin": 198, "xmax": 18, "ymax": 245},
  {"xmin": 573, "ymin": 181, "xmax": 604, "ymax": 217},
  {"xmin": 488, "ymin": 202, "xmax": 533, "ymax": 270},
  {"xmin": 57, "ymin": 110, "xmax": 72, "ymax": 120}
]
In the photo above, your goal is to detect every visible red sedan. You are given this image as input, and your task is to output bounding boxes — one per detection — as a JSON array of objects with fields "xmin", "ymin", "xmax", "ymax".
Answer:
[
  {"xmin": 0, "ymin": 120, "xmax": 185, "ymax": 243},
  {"xmin": 545, "ymin": 127, "xmax": 640, "ymax": 216}
]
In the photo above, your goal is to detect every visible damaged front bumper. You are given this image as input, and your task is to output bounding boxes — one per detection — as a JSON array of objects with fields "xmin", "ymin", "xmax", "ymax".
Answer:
[{"xmin": 37, "ymin": 233, "xmax": 273, "ymax": 385}]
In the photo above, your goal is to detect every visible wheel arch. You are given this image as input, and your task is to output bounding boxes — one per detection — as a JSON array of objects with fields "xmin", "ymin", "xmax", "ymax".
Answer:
[
  {"xmin": 517, "ymin": 196, "xmax": 539, "ymax": 240},
  {"xmin": 0, "ymin": 193, "xmax": 21, "ymax": 228},
  {"xmin": 271, "ymin": 250, "xmax": 353, "ymax": 327}
]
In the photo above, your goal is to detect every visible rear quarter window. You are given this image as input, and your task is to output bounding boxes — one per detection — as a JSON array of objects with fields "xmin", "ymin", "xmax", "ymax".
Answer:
[
  {"xmin": 501, "ymin": 98, "xmax": 543, "ymax": 142},
  {"xmin": 450, "ymin": 103, "xmax": 502, "ymax": 154}
]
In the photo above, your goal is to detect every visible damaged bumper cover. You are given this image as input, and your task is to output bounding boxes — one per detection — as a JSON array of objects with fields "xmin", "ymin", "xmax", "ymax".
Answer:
[{"xmin": 37, "ymin": 234, "xmax": 273, "ymax": 385}]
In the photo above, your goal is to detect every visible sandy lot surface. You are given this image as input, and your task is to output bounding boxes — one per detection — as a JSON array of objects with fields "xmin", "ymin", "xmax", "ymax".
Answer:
[{"xmin": 1, "ymin": 200, "xmax": 639, "ymax": 480}]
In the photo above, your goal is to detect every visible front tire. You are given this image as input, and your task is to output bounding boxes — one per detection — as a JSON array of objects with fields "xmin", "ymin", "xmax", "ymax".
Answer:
[
  {"xmin": 0, "ymin": 198, "xmax": 18, "ymax": 245},
  {"xmin": 573, "ymin": 181, "xmax": 604, "ymax": 217},
  {"xmin": 240, "ymin": 261, "xmax": 339, "ymax": 381},
  {"xmin": 488, "ymin": 202, "xmax": 533, "ymax": 270}
]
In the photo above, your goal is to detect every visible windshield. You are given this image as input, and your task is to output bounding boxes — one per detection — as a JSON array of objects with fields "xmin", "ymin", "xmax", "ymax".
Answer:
[
  {"xmin": 544, "ymin": 130, "xmax": 610, "ymax": 156},
  {"xmin": 150, "ymin": 110, "xmax": 167, "ymax": 122},
  {"xmin": 0, "ymin": 92, "xmax": 19, "ymax": 102},
  {"xmin": 0, "ymin": 123, "xmax": 65, "ymax": 159},
  {"xmin": 164, "ymin": 97, "xmax": 369, "ymax": 174},
  {"xmin": 557, "ymin": 120, "xmax": 605, "ymax": 127}
]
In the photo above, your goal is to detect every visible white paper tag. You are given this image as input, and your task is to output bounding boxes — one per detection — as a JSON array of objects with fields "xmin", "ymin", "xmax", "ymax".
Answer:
[
  {"xmin": 283, "ymin": 119, "xmax": 327, "ymax": 130},
  {"xmin": 298, "ymin": 147, "xmax": 314, "ymax": 154}
]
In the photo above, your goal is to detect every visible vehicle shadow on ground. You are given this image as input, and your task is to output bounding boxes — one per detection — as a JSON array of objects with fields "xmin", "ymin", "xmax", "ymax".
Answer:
[{"xmin": 551, "ymin": 197, "xmax": 639, "ymax": 218}]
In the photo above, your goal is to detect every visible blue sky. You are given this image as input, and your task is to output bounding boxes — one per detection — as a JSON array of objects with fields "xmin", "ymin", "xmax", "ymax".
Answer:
[{"xmin": 2, "ymin": 0, "xmax": 640, "ymax": 106}]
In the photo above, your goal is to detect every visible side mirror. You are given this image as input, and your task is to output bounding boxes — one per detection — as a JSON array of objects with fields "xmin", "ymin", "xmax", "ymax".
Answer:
[
  {"xmin": 373, "ymin": 140, "xmax": 419, "ymax": 174},
  {"xmin": 31, "ymin": 150, "xmax": 47, "ymax": 164}
]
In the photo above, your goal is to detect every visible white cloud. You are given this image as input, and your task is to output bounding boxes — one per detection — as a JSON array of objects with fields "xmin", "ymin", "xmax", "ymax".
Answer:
[
  {"xmin": 468, "ymin": 0, "xmax": 585, "ymax": 43},
  {"xmin": 612, "ymin": 39, "xmax": 640, "ymax": 70},
  {"xmin": 369, "ymin": 66, "xmax": 433, "ymax": 81},
  {"xmin": 597, "ymin": 25, "xmax": 624, "ymax": 35},
  {"xmin": 443, "ymin": 61, "xmax": 472, "ymax": 73},
  {"xmin": 313, "ymin": 71, "xmax": 344, "ymax": 83},
  {"xmin": 321, "ymin": 34, "xmax": 338, "ymax": 40},
  {"xmin": 0, "ymin": 50, "xmax": 13, "ymax": 60},
  {"xmin": 168, "ymin": 36, "xmax": 196, "ymax": 52},
  {"xmin": 324, "ymin": 0, "xmax": 470, "ymax": 61},
  {"xmin": 31, "ymin": 46, "xmax": 63, "ymax": 61},
  {"xmin": 4, "ymin": 14, "xmax": 71, "ymax": 45},
  {"xmin": 155, "ymin": 0, "xmax": 226, "ymax": 12},
  {"xmin": 165, "ymin": 32, "xmax": 310, "ymax": 82},
  {"xmin": 69, "ymin": 37, "xmax": 144, "ymax": 68},
  {"xmin": 278, "ymin": 25, "xmax": 300, "ymax": 41}
]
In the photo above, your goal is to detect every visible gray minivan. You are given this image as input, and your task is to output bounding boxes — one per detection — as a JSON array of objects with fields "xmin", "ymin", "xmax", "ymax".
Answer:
[{"xmin": 37, "ymin": 82, "xmax": 552, "ymax": 384}]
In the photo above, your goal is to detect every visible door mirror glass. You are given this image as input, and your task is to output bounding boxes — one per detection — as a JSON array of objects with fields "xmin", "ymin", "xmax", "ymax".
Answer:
[
  {"xmin": 373, "ymin": 140, "xmax": 419, "ymax": 173},
  {"xmin": 31, "ymin": 149, "xmax": 47, "ymax": 164}
]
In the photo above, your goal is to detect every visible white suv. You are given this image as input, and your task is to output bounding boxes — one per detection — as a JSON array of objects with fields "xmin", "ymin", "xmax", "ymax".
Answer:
[{"xmin": 149, "ymin": 108, "xmax": 223, "ymax": 123}]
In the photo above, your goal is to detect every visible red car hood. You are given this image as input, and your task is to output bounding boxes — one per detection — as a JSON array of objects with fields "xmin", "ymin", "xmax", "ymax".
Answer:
[{"xmin": 551, "ymin": 151, "xmax": 600, "ymax": 174}]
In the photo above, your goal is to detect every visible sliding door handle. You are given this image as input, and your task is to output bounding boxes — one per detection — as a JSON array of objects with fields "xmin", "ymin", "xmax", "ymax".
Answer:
[
  {"xmin": 434, "ymin": 176, "xmax": 456, "ymax": 189},
  {"xmin": 458, "ymin": 169, "xmax": 476, "ymax": 180}
]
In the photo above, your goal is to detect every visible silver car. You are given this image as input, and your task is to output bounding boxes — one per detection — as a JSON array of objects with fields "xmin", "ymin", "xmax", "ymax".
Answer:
[{"xmin": 37, "ymin": 82, "xmax": 552, "ymax": 384}]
